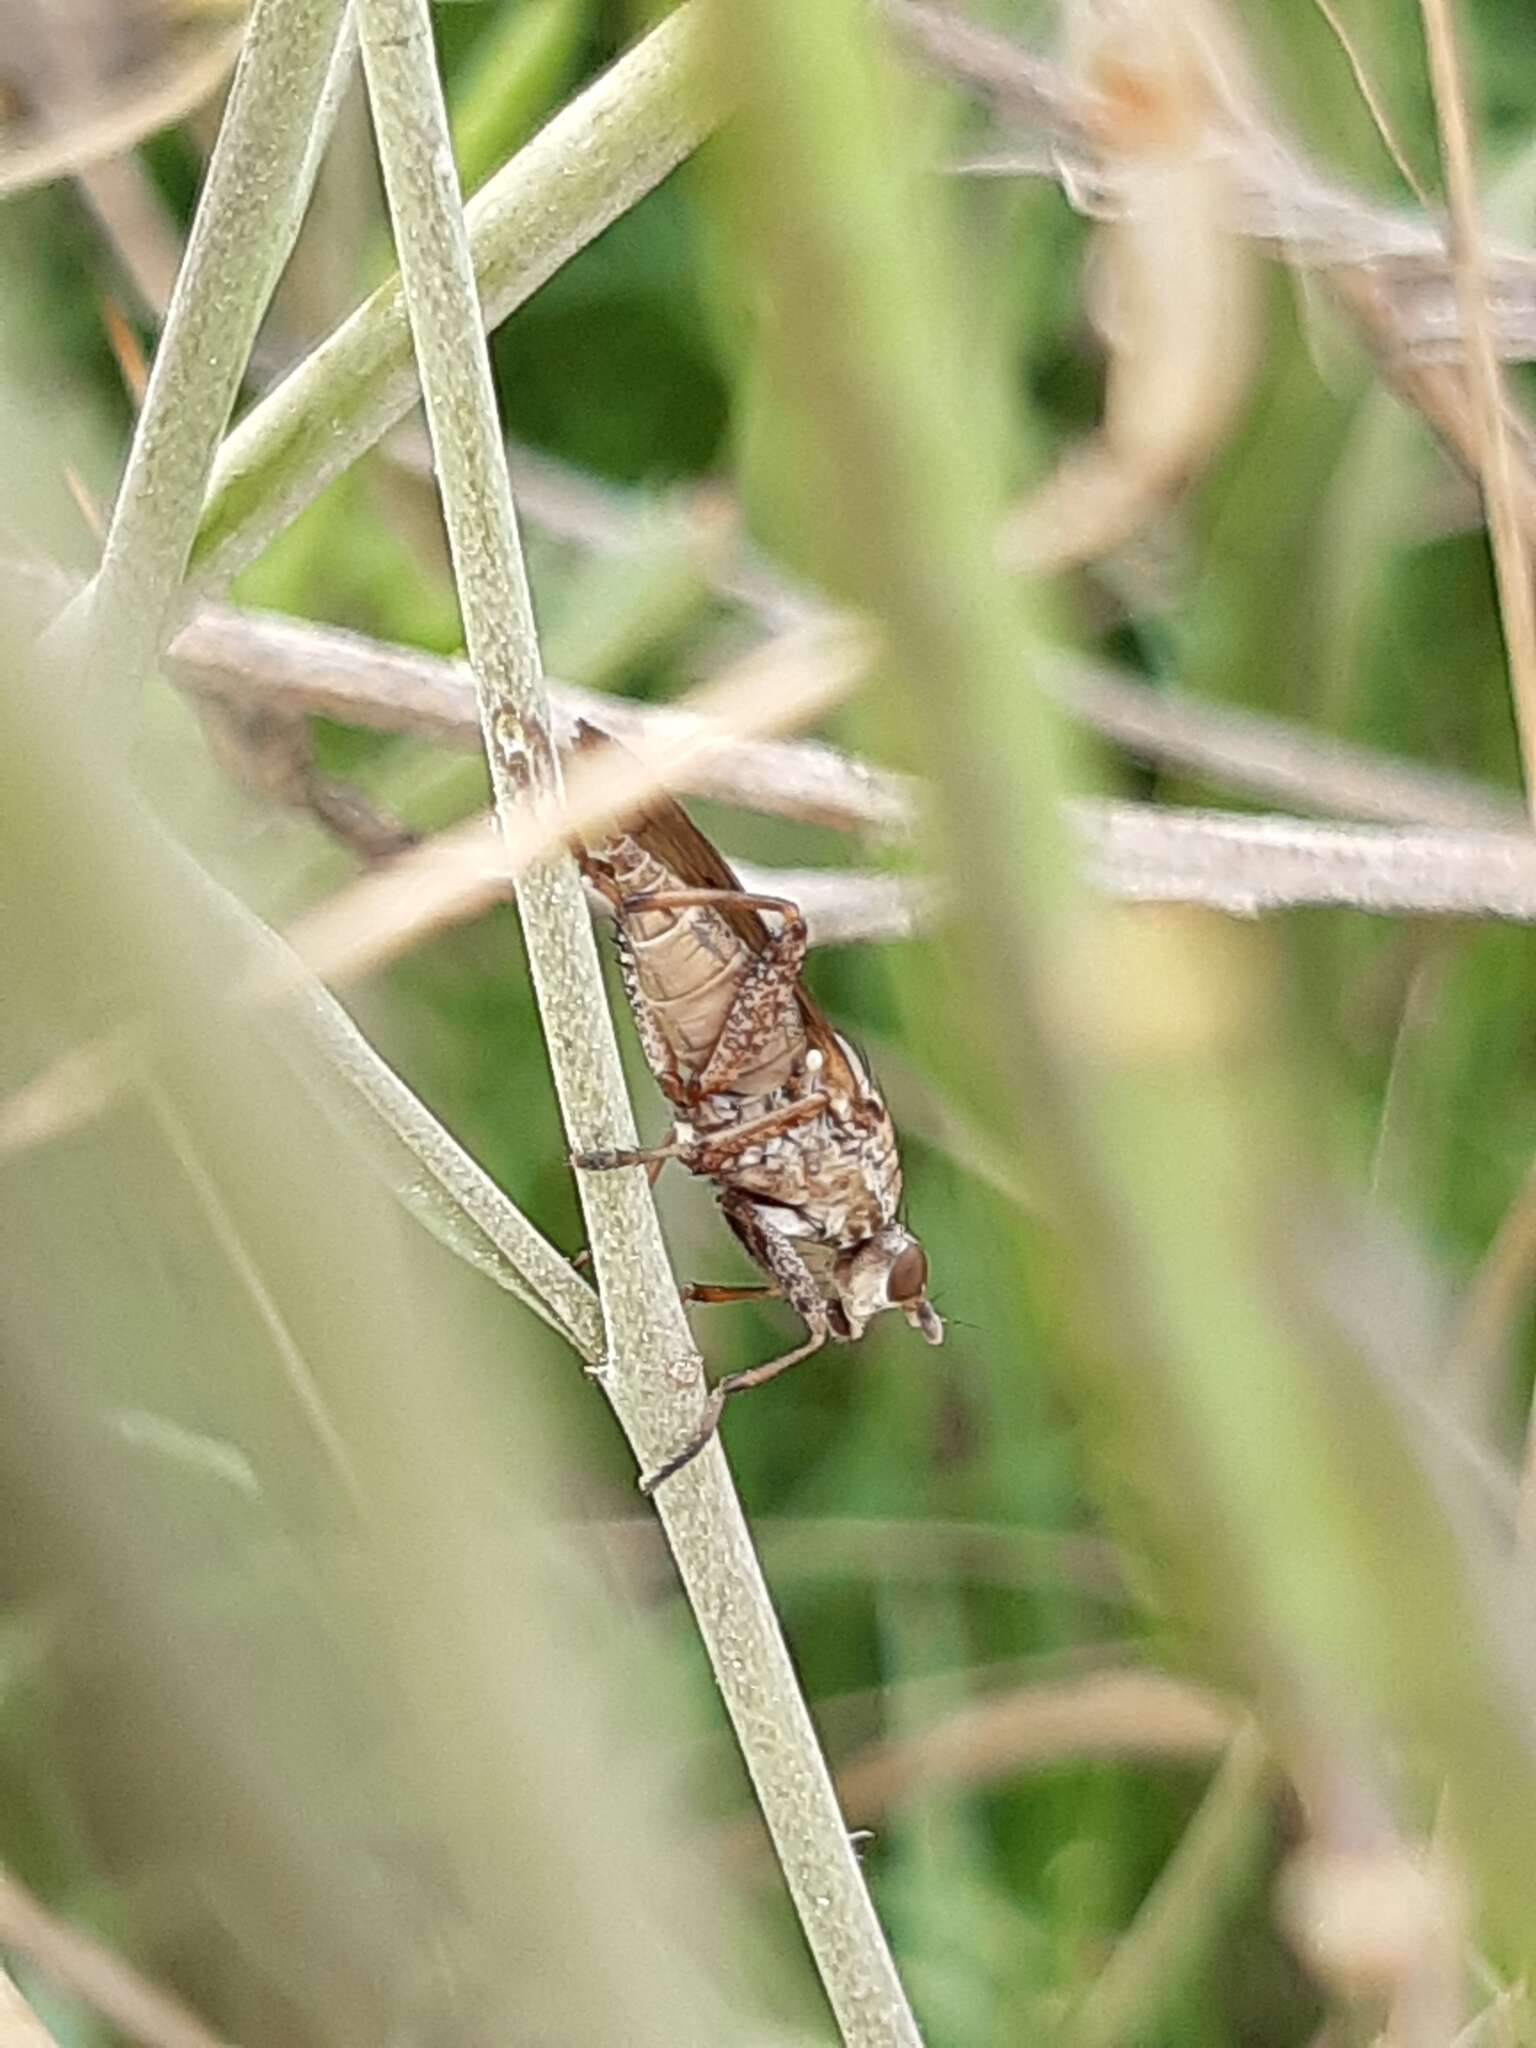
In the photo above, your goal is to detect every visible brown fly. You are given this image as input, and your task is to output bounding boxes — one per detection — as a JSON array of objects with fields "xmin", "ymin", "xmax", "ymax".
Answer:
[{"xmin": 569, "ymin": 721, "xmax": 942, "ymax": 1489}]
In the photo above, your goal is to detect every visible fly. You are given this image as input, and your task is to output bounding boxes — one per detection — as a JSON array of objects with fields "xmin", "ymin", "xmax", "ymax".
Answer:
[{"xmin": 569, "ymin": 720, "xmax": 942, "ymax": 1489}]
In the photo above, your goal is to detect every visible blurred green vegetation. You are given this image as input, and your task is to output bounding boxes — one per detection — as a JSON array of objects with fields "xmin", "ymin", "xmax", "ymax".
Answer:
[{"xmin": 7, "ymin": 0, "xmax": 1536, "ymax": 2043}]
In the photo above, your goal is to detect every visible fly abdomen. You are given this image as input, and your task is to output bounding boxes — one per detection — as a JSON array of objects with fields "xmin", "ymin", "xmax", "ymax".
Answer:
[{"xmin": 591, "ymin": 832, "xmax": 764, "ymax": 1079}]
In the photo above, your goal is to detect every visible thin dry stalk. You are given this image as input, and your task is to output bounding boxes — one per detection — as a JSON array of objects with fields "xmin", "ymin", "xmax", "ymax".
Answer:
[
  {"xmin": 289, "ymin": 818, "xmax": 929, "ymax": 978},
  {"xmin": 0, "ymin": 1871, "xmax": 231, "ymax": 2048},
  {"xmin": 162, "ymin": 590, "xmax": 1518, "ymax": 835},
  {"xmin": 1078, "ymin": 802, "xmax": 1536, "ymax": 920},
  {"xmin": 1328, "ymin": 264, "xmax": 1536, "ymax": 557},
  {"xmin": 278, "ymin": 619, "xmax": 874, "ymax": 985},
  {"xmin": 0, "ymin": 1966, "xmax": 61, "ymax": 2048},
  {"xmin": 1418, "ymin": 0, "xmax": 1536, "ymax": 820},
  {"xmin": 76, "ymin": 154, "xmax": 185, "ymax": 321},
  {"xmin": 1310, "ymin": 0, "xmax": 1429, "ymax": 206},
  {"xmin": 831, "ymin": 1668, "xmax": 1239, "ymax": 1822}
]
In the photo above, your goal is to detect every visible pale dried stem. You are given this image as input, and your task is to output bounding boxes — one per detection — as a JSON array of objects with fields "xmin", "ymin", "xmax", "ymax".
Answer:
[
  {"xmin": 1328, "ymin": 265, "xmax": 1536, "ymax": 556},
  {"xmin": 351, "ymin": 3, "xmax": 920, "ymax": 2039},
  {"xmin": 0, "ymin": 1965, "xmax": 62, "ymax": 2048},
  {"xmin": 16, "ymin": 790, "xmax": 1536, "ymax": 1170},
  {"xmin": 1078, "ymin": 803, "xmax": 1536, "ymax": 920},
  {"xmin": 76, "ymin": 153, "xmax": 185, "ymax": 320},
  {"xmin": 1418, "ymin": 0, "xmax": 1536, "ymax": 823},
  {"xmin": 0, "ymin": 1869, "xmax": 231, "ymax": 2048},
  {"xmin": 19, "ymin": 540, "xmax": 1518, "ymax": 840},
  {"xmin": 1310, "ymin": 0, "xmax": 1430, "ymax": 207},
  {"xmin": 278, "ymin": 620, "xmax": 875, "ymax": 984},
  {"xmin": 890, "ymin": 0, "xmax": 1536, "ymax": 362},
  {"xmin": 291, "ymin": 818, "xmax": 931, "ymax": 974},
  {"xmin": 0, "ymin": 19, "xmax": 247, "ymax": 198},
  {"xmin": 1419, "ymin": 0, "xmax": 1536, "ymax": 1585},
  {"xmin": 285, "ymin": 799, "xmax": 1536, "ymax": 1000},
  {"xmin": 831, "ymin": 1668, "xmax": 1239, "ymax": 1823}
]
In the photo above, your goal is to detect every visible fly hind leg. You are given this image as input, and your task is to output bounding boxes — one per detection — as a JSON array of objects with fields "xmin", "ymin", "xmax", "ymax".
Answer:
[
  {"xmin": 640, "ymin": 1189, "xmax": 829, "ymax": 1493},
  {"xmin": 639, "ymin": 1327, "xmax": 827, "ymax": 1494}
]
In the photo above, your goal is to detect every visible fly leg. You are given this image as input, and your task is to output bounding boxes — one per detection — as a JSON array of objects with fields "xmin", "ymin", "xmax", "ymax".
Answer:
[
  {"xmin": 639, "ymin": 1327, "xmax": 827, "ymax": 1494},
  {"xmin": 680, "ymin": 1281, "xmax": 780, "ymax": 1305},
  {"xmin": 640, "ymin": 1188, "xmax": 829, "ymax": 1493},
  {"xmin": 571, "ymin": 1139, "xmax": 680, "ymax": 1176},
  {"xmin": 574, "ymin": 1091, "xmax": 831, "ymax": 1178}
]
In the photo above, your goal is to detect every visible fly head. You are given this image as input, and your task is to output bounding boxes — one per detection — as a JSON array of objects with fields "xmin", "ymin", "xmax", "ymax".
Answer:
[{"xmin": 831, "ymin": 1225, "xmax": 943, "ymax": 1346}]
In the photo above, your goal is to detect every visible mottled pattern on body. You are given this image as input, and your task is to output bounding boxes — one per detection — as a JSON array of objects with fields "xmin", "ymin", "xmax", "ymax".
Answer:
[
  {"xmin": 571, "ymin": 721, "xmax": 942, "ymax": 1484},
  {"xmin": 590, "ymin": 828, "xmax": 803, "ymax": 1104},
  {"xmin": 695, "ymin": 1066, "xmax": 901, "ymax": 1248}
]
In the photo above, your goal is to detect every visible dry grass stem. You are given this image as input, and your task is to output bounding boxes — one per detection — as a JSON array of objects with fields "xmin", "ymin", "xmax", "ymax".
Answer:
[
  {"xmin": 75, "ymin": 155, "xmax": 185, "ymax": 321},
  {"xmin": 0, "ymin": 13, "xmax": 247, "ymax": 197},
  {"xmin": 279, "ymin": 618, "xmax": 875, "ymax": 984},
  {"xmin": 893, "ymin": 3, "xmax": 1536, "ymax": 361},
  {"xmin": 105, "ymin": 580, "xmax": 1536, "ymax": 838},
  {"xmin": 1079, "ymin": 803, "xmax": 1536, "ymax": 919},
  {"xmin": 1328, "ymin": 265, "xmax": 1536, "ymax": 555},
  {"xmin": 832, "ymin": 1669, "xmax": 1240, "ymax": 1823},
  {"xmin": 285, "ymin": 797, "xmax": 1536, "ymax": 993},
  {"xmin": 1310, "ymin": 0, "xmax": 1430, "ymax": 206},
  {"xmin": 15, "ymin": 796, "xmax": 1536, "ymax": 1176},
  {"xmin": 0, "ymin": 1871, "xmax": 232, "ymax": 2048},
  {"xmin": 1417, "ymin": 0, "xmax": 1536, "ymax": 820},
  {"xmin": 290, "ymin": 819, "xmax": 932, "ymax": 978},
  {"xmin": 1001, "ymin": 0, "xmax": 1257, "ymax": 573}
]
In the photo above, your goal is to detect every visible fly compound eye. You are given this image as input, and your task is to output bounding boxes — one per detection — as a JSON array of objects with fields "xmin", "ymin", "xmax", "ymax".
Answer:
[{"xmin": 887, "ymin": 1244, "xmax": 928, "ymax": 1304}]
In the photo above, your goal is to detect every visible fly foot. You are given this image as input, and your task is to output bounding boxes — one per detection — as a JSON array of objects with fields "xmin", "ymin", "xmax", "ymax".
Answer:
[
  {"xmin": 571, "ymin": 1146, "xmax": 626, "ymax": 1172},
  {"xmin": 638, "ymin": 1386, "xmax": 728, "ymax": 1496}
]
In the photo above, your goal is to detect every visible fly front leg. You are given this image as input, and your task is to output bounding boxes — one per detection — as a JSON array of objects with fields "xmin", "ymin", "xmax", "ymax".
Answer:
[{"xmin": 640, "ymin": 1188, "xmax": 830, "ymax": 1493}]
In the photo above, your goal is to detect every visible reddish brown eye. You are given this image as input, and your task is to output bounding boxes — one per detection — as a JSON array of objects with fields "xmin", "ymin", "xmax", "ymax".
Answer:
[{"xmin": 887, "ymin": 1244, "xmax": 927, "ymax": 1303}]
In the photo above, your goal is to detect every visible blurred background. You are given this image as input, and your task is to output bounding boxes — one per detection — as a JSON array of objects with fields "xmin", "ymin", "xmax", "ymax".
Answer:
[{"xmin": 6, "ymin": 0, "xmax": 1536, "ymax": 2043}]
